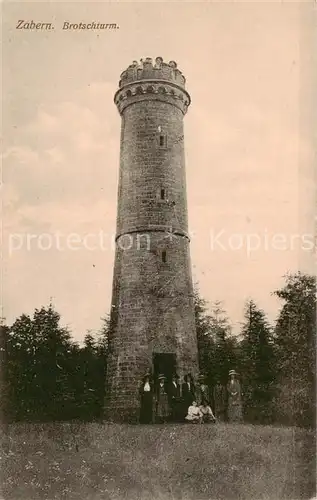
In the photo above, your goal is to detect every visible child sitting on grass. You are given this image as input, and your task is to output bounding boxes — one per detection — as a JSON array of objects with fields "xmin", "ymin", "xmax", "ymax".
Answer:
[
  {"xmin": 185, "ymin": 401, "xmax": 203, "ymax": 423},
  {"xmin": 199, "ymin": 400, "xmax": 216, "ymax": 423}
]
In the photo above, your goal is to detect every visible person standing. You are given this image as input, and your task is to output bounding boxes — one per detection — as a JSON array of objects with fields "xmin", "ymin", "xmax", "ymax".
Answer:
[
  {"xmin": 139, "ymin": 372, "xmax": 154, "ymax": 424},
  {"xmin": 168, "ymin": 373, "xmax": 181, "ymax": 422},
  {"xmin": 213, "ymin": 380, "xmax": 226, "ymax": 422},
  {"xmin": 181, "ymin": 373, "xmax": 196, "ymax": 419},
  {"xmin": 155, "ymin": 374, "xmax": 170, "ymax": 423},
  {"xmin": 227, "ymin": 370, "xmax": 243, "ymax": 423},
  {"xmin": 196, "ymin": 374, "xmax": 210, "ymax": 405}
]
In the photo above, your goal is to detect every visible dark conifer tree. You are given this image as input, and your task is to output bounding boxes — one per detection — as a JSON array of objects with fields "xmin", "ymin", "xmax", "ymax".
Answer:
[
  {"xmin": 273, "ymin": 272, "xmax": 316, "ymax": 427},
  {"xmin": 210, "ymin": 301, "xmax": 236, "ymax": 384},
  {"xmin": 0, "ymin": 321, "xmax": 10, "ymax": 424},
  {"xmin": 7, "ymin": 305, "xmax": 75, "ymax": 421},
  {"xmin": 239, "ymin": 300, "xmax": 276, "ymax": 423},
  {"xmin": 194, "ymin": 288, "xmax": 215, "ymax": 380}
]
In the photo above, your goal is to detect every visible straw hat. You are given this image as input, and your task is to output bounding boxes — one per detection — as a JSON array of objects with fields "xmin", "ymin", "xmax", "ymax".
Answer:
[
  {"xmin": 229, "ymin": 369, "xmax": 238, "ymax": 376},
  {"xmin": 158, "ymin": 374, "xmax": 166, "ymax": 380}
]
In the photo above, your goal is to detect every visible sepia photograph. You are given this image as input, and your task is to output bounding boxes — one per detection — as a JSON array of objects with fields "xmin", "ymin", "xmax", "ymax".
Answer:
[{"xmin": 1, "ymin": 1, "xmax": 316, "ymax": 499}]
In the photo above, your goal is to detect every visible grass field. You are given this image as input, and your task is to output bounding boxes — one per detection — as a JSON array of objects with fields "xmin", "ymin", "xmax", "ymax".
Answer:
[{"xmin": 0, "ymin": 421, "xmax": 315, "ymax": 500}]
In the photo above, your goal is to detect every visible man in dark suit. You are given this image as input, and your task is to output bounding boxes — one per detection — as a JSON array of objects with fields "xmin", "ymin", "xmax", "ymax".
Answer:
[
  {"xmin": 181, "ymin": 373, "xmax": 196, "ymax": 420},
  {"xmin": 168, "ymin": 373, "xmax": 181, "ymax": 422}
]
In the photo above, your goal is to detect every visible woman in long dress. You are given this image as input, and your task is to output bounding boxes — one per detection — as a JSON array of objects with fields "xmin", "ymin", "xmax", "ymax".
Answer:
[
  {"xmin": 227, "ymin": 370, "xmax": 243, "ymax": 423},
  {"xmin": 139, "ymin": 373, "xmax": 154, "ymax": 424},
  {"xmin": 155, "ymin": 374, "xmax": 170, "ymax": 423}
]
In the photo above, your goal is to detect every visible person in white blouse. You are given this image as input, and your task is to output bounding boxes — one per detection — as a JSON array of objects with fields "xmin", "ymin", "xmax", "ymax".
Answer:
[{"xmin": 139, "ymin": 372, "xmax": 154, "ymax": 424}]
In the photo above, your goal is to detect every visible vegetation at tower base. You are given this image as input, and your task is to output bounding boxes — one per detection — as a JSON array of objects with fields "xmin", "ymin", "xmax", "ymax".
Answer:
[
  {"xmin": 1, "ymin": 305, "xmax": 107, "ymax": 423},
  {"xmin": 238, "ymin": 300, "xmax": 277, "ymax": 424},
  {"xmin": 195, "ymin": 289, "xmax": 238, "ymax": 388},
  {"xmin": 1, "ymin": 272, "xmax": 315, "ymax": 428},
  {"xmin": 272, "ymin": 272, "xmax": 316, "ymax": 428}
]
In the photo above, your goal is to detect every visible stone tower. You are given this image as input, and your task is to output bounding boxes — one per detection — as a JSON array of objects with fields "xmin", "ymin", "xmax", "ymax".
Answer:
[{"xmin": 105, "ymin": 57, "xmax": 199, "ymax": 422}]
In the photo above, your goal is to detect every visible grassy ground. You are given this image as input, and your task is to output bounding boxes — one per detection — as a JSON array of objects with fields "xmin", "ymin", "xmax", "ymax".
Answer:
[{"xmin": 0, "ymin": 421, "xmax": 315, "ymax": 500}]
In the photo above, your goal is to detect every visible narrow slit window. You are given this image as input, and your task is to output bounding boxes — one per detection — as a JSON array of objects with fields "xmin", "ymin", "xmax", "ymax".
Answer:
[
  {"xmin": 159, "ymin": 134, "xmax": 167, "ymax": 147},
  {"xmin": 162, "ymin": 250, "xmax": 167, "ymax": 263},
  {"xmin": 160, "ymin": 188, "xmax": 165, "ymax": 200}
]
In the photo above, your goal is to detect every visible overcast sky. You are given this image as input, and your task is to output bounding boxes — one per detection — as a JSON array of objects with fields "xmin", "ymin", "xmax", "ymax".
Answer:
[{"xmin": 2, "ymin": 1, "xmax": 315, "ymax": 341}]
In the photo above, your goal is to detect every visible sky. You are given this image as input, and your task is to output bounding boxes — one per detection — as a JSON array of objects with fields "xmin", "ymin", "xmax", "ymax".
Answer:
[{"xmin": 2, "ymin": 1, "xmax": 316, "ymax": 342}]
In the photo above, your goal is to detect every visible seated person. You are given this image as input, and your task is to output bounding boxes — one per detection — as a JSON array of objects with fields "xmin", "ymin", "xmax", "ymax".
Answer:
[
  {"xmin": 185, "ymin": 401, "xmax": 203, "ymax": 423},
  {"xmin": 199, "ymin": 400, "xmax": 216, "ymax": 423}
]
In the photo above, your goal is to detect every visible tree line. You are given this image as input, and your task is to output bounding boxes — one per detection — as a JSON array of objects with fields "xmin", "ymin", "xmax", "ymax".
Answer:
[{"xmin": 0, "ymin": 272, "xmax": 315, "ymax": 428}]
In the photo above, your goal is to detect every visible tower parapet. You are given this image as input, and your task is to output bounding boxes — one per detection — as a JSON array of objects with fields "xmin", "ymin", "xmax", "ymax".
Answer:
[
  {"xmin": 115, "ymin": 57, "xmax": 190, "ymax": 115},
  {"xmin": 119, "ymin": 57, "xmax": 186, "ymax": 88}
]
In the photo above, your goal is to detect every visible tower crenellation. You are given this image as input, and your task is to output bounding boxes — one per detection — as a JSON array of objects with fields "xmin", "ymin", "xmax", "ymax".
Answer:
[
  {"xmin": 119, "ymin": 57, "xmax": 186, "ymax": 88},
  {"xmin": 115, "ymin": 57, "xmax": 190, "ymax": 116}
]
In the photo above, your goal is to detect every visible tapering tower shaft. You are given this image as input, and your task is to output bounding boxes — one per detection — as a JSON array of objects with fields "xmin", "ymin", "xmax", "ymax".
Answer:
[{"xmin": 105, "ymin": 57, "xmax": 199, "ymax": 422}]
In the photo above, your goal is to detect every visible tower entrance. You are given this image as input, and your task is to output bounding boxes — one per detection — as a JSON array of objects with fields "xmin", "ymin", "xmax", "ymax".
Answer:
[{"xmin": 153, "ymin": 353, "xmax": 176, "ymax": 385}]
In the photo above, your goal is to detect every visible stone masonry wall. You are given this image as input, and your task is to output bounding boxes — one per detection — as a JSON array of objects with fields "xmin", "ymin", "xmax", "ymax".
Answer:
[{"xmin": 116, "ymin": 100, "xmax": 188, "ymax": 237}]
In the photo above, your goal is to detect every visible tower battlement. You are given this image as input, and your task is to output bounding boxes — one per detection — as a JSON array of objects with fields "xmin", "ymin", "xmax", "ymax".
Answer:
[
  {"xmin": 118, "ymin": 57, "xmax": 186, "ymax": 89},
  {"xmin": 115, "ymin": 57, "xmax": 190, "ymax": 116}
]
